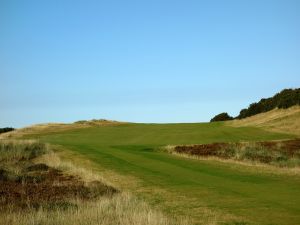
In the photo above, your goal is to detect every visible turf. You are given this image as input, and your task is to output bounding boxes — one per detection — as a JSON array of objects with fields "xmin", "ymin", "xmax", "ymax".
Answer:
[{"xmin": 30, "ymin": 122, "xmax": 300, "ymax": 224}]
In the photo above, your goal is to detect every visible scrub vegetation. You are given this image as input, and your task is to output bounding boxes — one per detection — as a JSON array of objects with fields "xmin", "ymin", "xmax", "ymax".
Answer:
[
  {"xmin": 237, "ymin": 88, "xmax": 300, "ymax": 119},
  {"xmin": 211, "ymin": 88, "xmax": 300, "ymax": 121},
  {"xmin": 166, "ymin": 139, "xmax": 300, "ymax": 168},
  {"xmin": 0, "ymin": 140, "xmax": 188, "ymax": 225},
  {"xmin": 0, "ymin": 127, "xmax": 14, "ymax": 134}
]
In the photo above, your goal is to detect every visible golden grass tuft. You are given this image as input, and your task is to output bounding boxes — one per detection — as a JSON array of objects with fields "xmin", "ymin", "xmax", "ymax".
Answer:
[
  {"xmin": 35, "ymin": 150, "xmax": 112, "ymax": 186},
  {"xmin": 0, "ymin": 120, "xmax": 127, "ymax": 139},
  {"xmin": 159, "ymin": 141, "xmax": 300, "ymax": 176},
  {"xmin": 0, "ymin": 192, "xmax": 189, "ymax": 225}
]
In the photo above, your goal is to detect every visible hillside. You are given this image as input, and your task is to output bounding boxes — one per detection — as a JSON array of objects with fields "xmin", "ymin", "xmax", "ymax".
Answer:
[
  {"xmin": 228, "ymin": 106, "xmax": 300, "ymax": 136},
  {"xmin": 0, "ymin": 119, "xmax": 126, "ymax": 139},
  {"xmin": 1, "ymin": 108, "xmax": 300, "ymax": 224},
  {"xmin": 210, "ymin": 88, "xmax": 300, "ymax": 122},
  {"xmin": 237, "ymin": 88, "xmax": 300, "ymax": 119},
  {"xmin": 8, "ymin": 122, "xmax": 297, "ymax": 225}
]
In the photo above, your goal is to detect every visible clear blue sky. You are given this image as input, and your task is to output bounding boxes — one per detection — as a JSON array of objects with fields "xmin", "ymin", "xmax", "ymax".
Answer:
[{"xmin": 1, "ymin": 0, "xmax": 299, "ymax": 128}]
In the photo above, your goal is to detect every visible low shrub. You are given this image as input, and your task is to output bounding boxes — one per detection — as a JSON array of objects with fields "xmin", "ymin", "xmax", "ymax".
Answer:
[
  {"xmin": 173, "ymin": 140, "xmax": 300, "ymax": 167},
  {"xmin": 0, "ymin": 127, "xmax": 15, "ymax": 134},
  {"xmin": 210, "ymin": 113, "xmax": 233, "ymax": 122}
]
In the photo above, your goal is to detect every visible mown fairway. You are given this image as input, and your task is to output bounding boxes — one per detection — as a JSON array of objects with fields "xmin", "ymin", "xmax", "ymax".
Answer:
[{"xmin": 33, "ymin": 122, "xmax": 300, "ymax": 225}]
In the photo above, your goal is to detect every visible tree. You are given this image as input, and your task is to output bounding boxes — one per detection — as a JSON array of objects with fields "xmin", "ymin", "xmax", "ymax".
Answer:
[
  {"xmin": 237, "ymin": 88, "xmax": 300, "ymax": 119},
  {"xmin": 0, "ymin": 127, "xmax": 15, "ymax": 134},
  {"xmin": 210, "ymin": 113, "xmax": 233, "ymax": 122}
]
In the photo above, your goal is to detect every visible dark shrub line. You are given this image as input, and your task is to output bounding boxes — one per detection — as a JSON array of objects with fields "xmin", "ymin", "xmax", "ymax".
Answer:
[
  {"xmin": 210, "ymin": 88, "xmax": 300, "ymax": 122},
  {"xmin": 0, "ymin": 127, "xmax": 15, "ymax": 134},
  {"xmin": 173, "ymin": 139, "xmax": 300, "ymax": 167}
]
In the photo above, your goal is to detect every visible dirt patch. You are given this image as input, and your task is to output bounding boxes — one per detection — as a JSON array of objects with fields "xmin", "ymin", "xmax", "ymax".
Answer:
[{"xmin": 0, "ymin": 166, "xmax": 117, "ymax": 210}]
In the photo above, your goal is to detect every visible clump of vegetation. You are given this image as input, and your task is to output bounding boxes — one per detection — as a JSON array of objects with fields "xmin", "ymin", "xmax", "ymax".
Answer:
[
  {"xmin": 0, "ymin": 193, "xmax": 188, "ymax": 225},
  {"xmin": 210, "ymin": 112, "xmax": 233, "ymax": 122},
  {"xmin": 0, "ymin": 140, "xmax": 47, "ymax": 162},
  {"xmin": 0, "ymin": 140, "xmax": 116, "ymax": 210},
  {"xmin": 0, "ymin": 140, "xmax": 187, "ymax": 225},
  {"xmin": 0, "ymin": 127, "xmax": 15, "ymax": 134},
  {"xmin": 237, "ymin": 88, "xmax": 300, "ymax": 119},
  {"xmin": 170, "ymin": 139, "xmax": 300, "ymax": 167},
  {"xmin": 73, "ymin": 119, "xmax": 122, "ymax": 126},
  {"xmin": 74, "ymin": 120, "xmax": 88, "ymax": 124},
  {"xmin": 210, "ymin": 88, "xmax": 300, "ymax": 122}
]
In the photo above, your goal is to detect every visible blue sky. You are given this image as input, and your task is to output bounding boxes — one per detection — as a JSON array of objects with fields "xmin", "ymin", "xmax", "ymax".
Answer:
[{"xmin": 1, "ymin": 0, "xmax": 299, "ymax": 127}]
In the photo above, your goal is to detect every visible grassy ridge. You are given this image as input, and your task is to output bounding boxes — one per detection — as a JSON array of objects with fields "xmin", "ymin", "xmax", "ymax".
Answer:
[
  {"xmin": 27, "ymin": 122, "xmax": 300, "ymax": 224},
  {"xmin": 228, "ymin": 106, "xmax": 300, "ymax": 136}
]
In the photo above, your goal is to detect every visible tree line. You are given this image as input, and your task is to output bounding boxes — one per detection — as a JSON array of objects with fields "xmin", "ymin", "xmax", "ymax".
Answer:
[
  {"xmin": 0, "ymin": 127, "xmax": 15, "ymax": 134},
  {"xmin": 211, "ymin": 88, "xmax": 300, "ymax": 122}
]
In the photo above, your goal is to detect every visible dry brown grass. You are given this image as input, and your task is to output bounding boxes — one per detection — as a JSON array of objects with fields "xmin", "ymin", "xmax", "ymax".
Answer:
[
  {"xmin": 0, "ymin": 120, "xmax": 127, "ymax": 139},
  {"xmin": 160, "ymin": 140, "xmax": 300, "ymax": 176},
  {"xmin": 0, "ymin": 192, "xmax": 189, "ymax": 225},
  {"xmin": 227, "ymin": 106, "xmax": 300, "ymax": 136},
  {"xmin": 0, "ymin": 140, "xmax": 189, "ymax": 225},
  {"xmin": 173, "ymin": 151, "xmax": 300, "ymax": 177}
]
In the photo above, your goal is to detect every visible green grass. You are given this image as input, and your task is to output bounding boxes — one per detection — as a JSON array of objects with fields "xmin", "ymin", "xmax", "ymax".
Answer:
[{"xmin": 28, "ymin": 122, "xmax": 300, "ymax": 224}]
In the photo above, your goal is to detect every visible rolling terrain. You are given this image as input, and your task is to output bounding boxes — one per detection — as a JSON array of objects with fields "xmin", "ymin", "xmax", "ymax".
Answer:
[
  {"xmin": 13, "ymin": 117, "xmax": 299, "ymax": 225},
  {"xmin": 1, "ymin": 106, "xmax": 299, "ymax": 224}
]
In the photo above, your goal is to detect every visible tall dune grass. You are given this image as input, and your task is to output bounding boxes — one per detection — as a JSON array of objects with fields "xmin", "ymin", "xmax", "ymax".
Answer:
[
  {"xmin": 0, "ymin": 193, "xmax": 188, "ymax": 225},
  {"xmin": 0, "ymin": 140, "xmax": 47, "ymax": 162}
]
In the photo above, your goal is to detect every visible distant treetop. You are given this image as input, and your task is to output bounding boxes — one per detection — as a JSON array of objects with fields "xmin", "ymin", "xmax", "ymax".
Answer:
[
  {"xmin": 210, "ymin": 88, "xmax": 300, "ymax": 122},
  {"xmin": 237, "ymin": 88, "xmax": 300, "ymax": 119},
  {"xmin": 0, "ymin": 127, "xmax": 15, "ymax": 134},
  {"xmin": 210, "ymin": 113, "xmax": 233, "ymax": 122}
]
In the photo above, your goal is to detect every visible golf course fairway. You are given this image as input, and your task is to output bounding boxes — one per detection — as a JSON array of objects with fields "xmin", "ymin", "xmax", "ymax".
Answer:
[{"xmin": 31, "ymin": 122, "xmax": 300, "ymax": 225}]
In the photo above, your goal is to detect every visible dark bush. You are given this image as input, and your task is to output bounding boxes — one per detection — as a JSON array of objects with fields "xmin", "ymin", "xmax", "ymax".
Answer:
[
  {"xmin": 0, "ymin": 127, "xmax": 15, "ymax": 134},
  {"xmin": 237, "ymin": 88, "xmax": 300, "ymax": 119},
  {"xmin": 210, "ymin": 112, "xmax": 233, "ymax": 122}
]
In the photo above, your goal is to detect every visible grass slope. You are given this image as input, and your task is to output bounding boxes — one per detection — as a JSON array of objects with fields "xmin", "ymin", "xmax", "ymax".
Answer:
[
  {"xmin": 27, "ymin": 122, "xmax": 300, "ymax": 225},
  {"xmin": 228, "ymin": 106, "xmax": 300, "ymax": 136}
]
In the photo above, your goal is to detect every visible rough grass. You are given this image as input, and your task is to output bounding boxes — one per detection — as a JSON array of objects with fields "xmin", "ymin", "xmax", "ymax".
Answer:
[
  {"xmin": 0, "ymin": 140, "xmax": 48, "ymax": 184},
  {"xmin": 0, "ymin": 140, "xmax": 188, "ymax": 225},
  {"xmin": 228, "ymin": 106, "xmax": 300, "ymax": 136},
  {"xmin": 0, "ymin": 120, "xmax": 126, "ymax": 140},
  {"xmin": 0, "ymin": 140, "xmax": 47, "ymax": 162},
  {"xmin": 169, "ymin": 139, "xmax": 300, "ymax": 168},
  {"xmin": 0, "ymin": 193, "xmax": 188, "ymax": 225}
]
